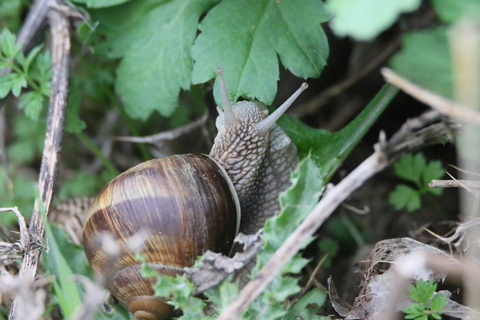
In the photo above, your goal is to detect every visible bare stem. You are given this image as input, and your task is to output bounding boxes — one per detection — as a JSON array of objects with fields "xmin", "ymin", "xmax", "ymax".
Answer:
[{"xmin": 8, "ymin": 1, "xmax": 70, "ymax": 318}]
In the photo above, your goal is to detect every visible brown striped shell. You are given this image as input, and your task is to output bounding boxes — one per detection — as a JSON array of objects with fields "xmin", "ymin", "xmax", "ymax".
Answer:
[{"xmin": 82, "ymin": 154, "xmax": 240, "ymax": 320}]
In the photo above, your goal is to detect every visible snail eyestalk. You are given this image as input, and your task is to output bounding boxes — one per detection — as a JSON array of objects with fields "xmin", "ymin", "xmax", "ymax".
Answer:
[
  {"xmin": 255, "ymin": 82, "xmax": 308, "ymax": 133},
  {"xmin": 216, "ymin": 68, "xmax": 239, "ymax": 127}
]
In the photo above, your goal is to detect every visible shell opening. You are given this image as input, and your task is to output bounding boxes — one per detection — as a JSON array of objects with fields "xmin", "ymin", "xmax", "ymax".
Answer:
[{"xmin": 128, "ymin": 296, "xmax": 174, "ymax": 320}]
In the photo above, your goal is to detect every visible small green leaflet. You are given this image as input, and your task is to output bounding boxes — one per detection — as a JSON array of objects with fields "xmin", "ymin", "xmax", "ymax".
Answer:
[
  {"xmin": 403, "ymin": 279, "xmax": 448, "ymax": 320},
  {"xmin": 327, "ymin": 0, "xmax": 421, "ymax": 40},
  {"xmin": 389, "ymin": 153, "xmax": 444, "ymax": 212},
  {"xmin": 192, "ymin": 0, "xmax": 330, "ymax": 106}
]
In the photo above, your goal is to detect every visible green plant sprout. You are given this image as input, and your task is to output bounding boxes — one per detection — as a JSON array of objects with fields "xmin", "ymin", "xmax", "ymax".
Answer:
[
  {"xmin": 389, "ymin": 153, "xmax": 444, "ymax": 212},
  {"xmin": 0, "ymin": 28, "xmax": 52, "ymax": 120},
  {"xmin": 403, "ymin": 278, "xmax": 448, "ymax": 320}
]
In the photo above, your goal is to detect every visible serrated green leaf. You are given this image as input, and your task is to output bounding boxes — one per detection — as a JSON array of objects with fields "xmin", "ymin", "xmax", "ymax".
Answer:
[
  {"xmin": 19, "ymin": 91, "xmax": 44, "ymax": 120},
  {"xmin": 409, "ymin": 279, "xmax": 436, "ymax": 304},
  {"xmin": 140, "ymin": 258, "xmax": 209, "ymax": 320},
  {"xmin": 430, "ymin": 292, "xmax": 448, "ymax": 311},
  {"xmin": 71, "ymin": 0, "xmax": 132, "ymax": 8},
  {"xmin": 85, "ymin": 0, "xmax": 217, "ymax": 119},
  {"xmin": 192, "ymin": 0, "xmax": 329, "ymax": 106},
  {"xmin": 327, "ymin": 0, "xmax": 421, "ymax": 40},
  {"xmin": 31, "ymin": 50, "xmax": 52, "ymax": 85},
  {"xmin": 22, "ymin": 45, "xmax": 43, "ymax": 72},
  {"xmin": 394, "ymin": 153, "xmax": 425, "ymax": 186},
  {"xmin": 0, "ymin": 28, "xmax": 21, "ymax": 58},
  {"xmin": 432, "ymin": 0, "xmax": 480, "ymax": 23},
  {"xmin": 421, "ymin": 159, "xmax": 444, "ymax": 189},
  {"xmin": 390, "ymin": 28, "xmax": 454, "ymax": 98},
  {"xmin": 204, "ymin": 281, "xmax": 238, "ymax": 310},
  {"xmin": 270, "ymin": 276, "xmax": 301, "ymax": 301},
  {"xmin": 282, "ymin": 288, "xmax": 327, "ymax": 320},
  {"xmin": 281, "ymin": 84, "xmax": 398, "ymax": 182},
  {"xmin": 0, "ymin": 73, "xmax": 16, "ymax": 98},
  {"xmin": 10, "ymin": 72, "xmax": 26, "ymax": 97},
  {"xmin": 389, "ymin": 184, "xmax": 421, "ymax": 212}
]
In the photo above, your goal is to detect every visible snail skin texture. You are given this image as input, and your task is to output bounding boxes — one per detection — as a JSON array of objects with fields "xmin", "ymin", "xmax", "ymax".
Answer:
[{"xmin": 82, "ymin": 69, "xmax": 308, "ymax": 320}]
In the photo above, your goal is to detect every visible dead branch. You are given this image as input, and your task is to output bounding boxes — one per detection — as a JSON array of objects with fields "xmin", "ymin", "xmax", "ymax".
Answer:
[
  {"xmin": 8, "ymin": 1, "xmax": 71, "ymax": 318},
  {"xmin": 216, "ymin": 110, "xmax": 456, "ymax": 319},
  {"xmin": 430, "ymin": 179, "xmax": 480, "ymax": 190},
  {"xmin": 382, "ymin": 68, "xmax": 480, "ymax": 126},
  {"xmin": 115, "ymin": 112, "xmax": 209, "ymax": 143}
]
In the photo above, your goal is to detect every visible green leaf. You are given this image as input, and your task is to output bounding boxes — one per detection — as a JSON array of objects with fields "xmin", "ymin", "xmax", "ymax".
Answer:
[
  {"xmin": 389, "ymin": 184, "xmax": 421, "ymax": 212},
  {"xmin": 0, "ymin": 73, "xmax": 16, "ymax": 98},
  {"xmin": 85, "ymin": 0, "xmax": 217, "ymax": 119},
  {"xmin": 393, "ymin": 153, "xmax": 424, "ymax": 186},
  {"xmin": 31, "ymin": 50, "xmax": 52, "ymax": 86},
  {"xmin": 0, "ymin": 28, "xmax": 21, "ymax": 58},
  {"xmin": 430, "ymin": 292, "xmax": 448, "ymax": 311},
  {"xmin": 409, "ymin": 279, "xmax": 436, "ymax": 304},
  {"xmin": 432, "ymin": 0, "xmax": 480, "ymax": 23},
  {"xmin": 204, "ymin": 281, "xmax": 238, "ymax": 310},
  {"xmin": 422, "ymin": 160, "xmax": 444, "ymax": 193},
  {"xmin": 390, "ymin": 28, "xmax": 454, "ymax": 98},
  {"xmin": 282, "ymin": 288, "xmax": 328, "ymax": 320},
  {"xmin": 403, "ymin": 302, "xmax": 425, "ymax": 318},
  {"xmin": 10, "ymin": 72, "xmax": 26, "ymax": 97},
  {"xmin": 281, "ymin": 84, "xmax": 398, "ymax": 182},
  {"xmin": 44, "ymin": 223, "xmax": 83, "ymax": 318},
  {"xmin": 19, "ymin": 91, "xmax": 44, "ymax": 120},
  {"xmin": 22, "ymin": 45, "xmax": 43, "ymax": 72},
  {"xmin": 71, "ymin": 0, "xmax": 132, "ymax": 8},
  {"xmin": 192, "ymin": 0, "xmax": 330, "ymax": 106},
  {"xmin": 327, "ymin": 0, "xmax": 421, "ymax": 40}
]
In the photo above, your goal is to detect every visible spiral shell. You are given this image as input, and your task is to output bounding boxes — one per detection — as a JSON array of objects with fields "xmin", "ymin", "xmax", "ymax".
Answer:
[{"xmin": 82, "ymin": 154, "xmax": 240, "ymax": 320}]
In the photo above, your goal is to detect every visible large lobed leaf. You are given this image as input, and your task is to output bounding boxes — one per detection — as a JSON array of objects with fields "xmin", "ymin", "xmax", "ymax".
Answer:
[
  {"xmin": 192, "ymin": 0, "xmax": 330, "ymax": 106},
  {"xmin": 82, "ymin": 0, "xmax": 218, "ymax": 120},
  {"xmin": 327, "ymin": 0, "xmax": 420, "ymax": 40}
]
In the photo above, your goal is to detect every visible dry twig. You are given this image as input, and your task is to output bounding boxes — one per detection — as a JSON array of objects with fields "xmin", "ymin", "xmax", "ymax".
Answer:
[
  {"xmin": 8, "ymin": 1, "xmax": 71, "ymax": 318},
  {"xmin": 381, "ymin": 68, "xmax": 480, "ymax": 126}
]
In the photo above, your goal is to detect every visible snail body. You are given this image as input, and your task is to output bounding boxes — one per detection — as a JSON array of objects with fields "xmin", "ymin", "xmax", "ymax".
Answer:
[{"xmin": 82, "ymin": 70, "xmax": 307, "ymax": 319}]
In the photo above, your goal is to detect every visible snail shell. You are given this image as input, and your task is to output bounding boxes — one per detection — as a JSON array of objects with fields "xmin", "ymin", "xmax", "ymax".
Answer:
[{"xmin": 82, "ymin": 154, "xmax": 240, "ymax": 320}]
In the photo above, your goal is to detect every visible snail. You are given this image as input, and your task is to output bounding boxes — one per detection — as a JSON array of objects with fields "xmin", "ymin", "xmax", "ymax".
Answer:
[{"xmin": 82, "ymin": 69, "xmax": 308, "ymax": 320}]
